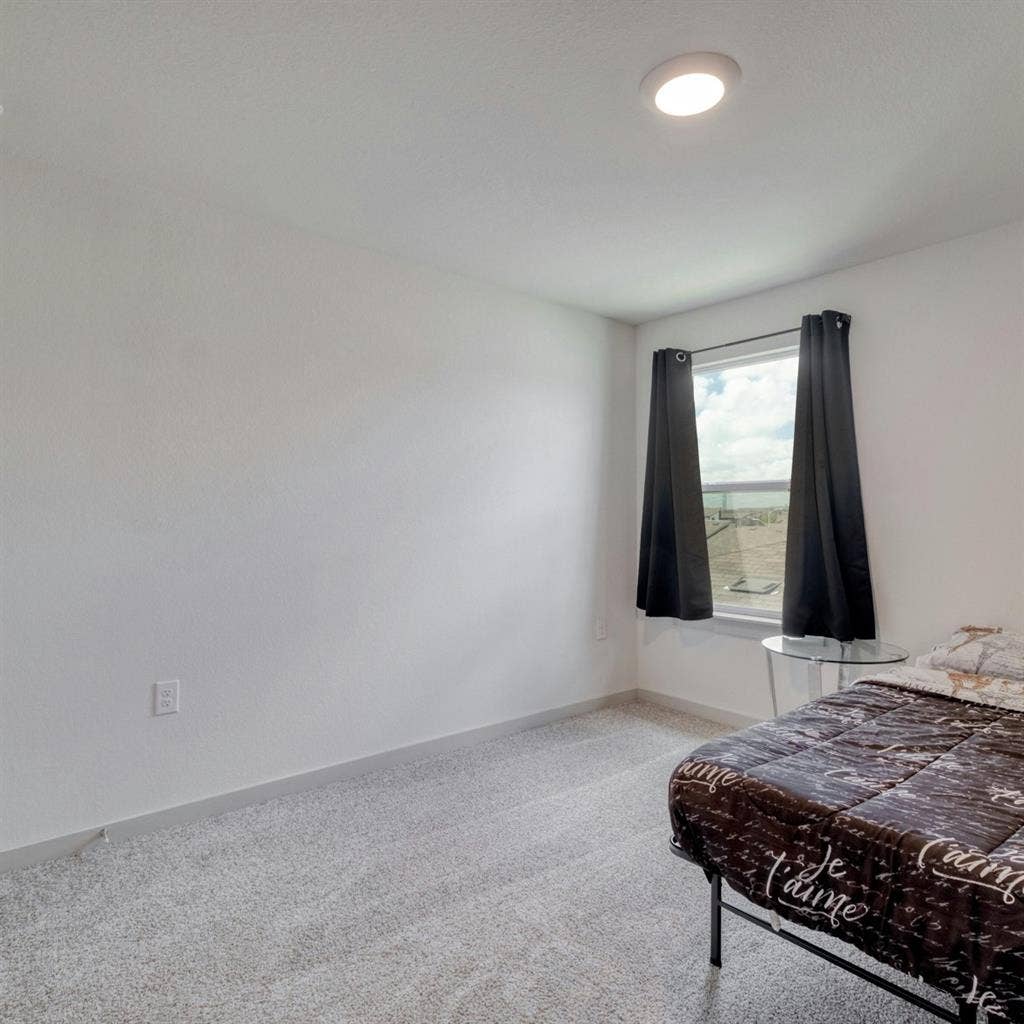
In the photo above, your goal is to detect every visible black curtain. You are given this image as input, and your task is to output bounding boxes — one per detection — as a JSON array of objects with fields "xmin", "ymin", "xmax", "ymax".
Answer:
[
  {"xmin": 782, "ymin": 312, "xmax": 876, "ymax": 641},
  {"xmin": 637, "ymin": 349, "xmax": 712, "ymax": 620}
]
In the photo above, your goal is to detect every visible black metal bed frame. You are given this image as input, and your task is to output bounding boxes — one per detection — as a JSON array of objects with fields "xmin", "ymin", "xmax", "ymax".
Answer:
[{"xmin": 669, "ymin": 838, "xmax": 978, "ymax": 1024}]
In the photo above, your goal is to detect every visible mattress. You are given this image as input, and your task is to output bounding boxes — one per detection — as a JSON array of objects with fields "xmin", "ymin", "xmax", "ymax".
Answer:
[{"xmin": 669, "ymin": 677, "xmax": 1024, "ymax": 1020}]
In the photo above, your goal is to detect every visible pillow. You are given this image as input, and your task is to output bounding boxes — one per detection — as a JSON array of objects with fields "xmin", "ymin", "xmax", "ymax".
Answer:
[{"xmin": 916, "ymin": 625, "xmax": 1024, "ymax": 681}]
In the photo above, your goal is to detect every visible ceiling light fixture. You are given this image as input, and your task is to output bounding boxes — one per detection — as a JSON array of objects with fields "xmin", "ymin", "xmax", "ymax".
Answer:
[{"xmin": 640, "ymin": 52, "xmax": 741, "ymax": 117}]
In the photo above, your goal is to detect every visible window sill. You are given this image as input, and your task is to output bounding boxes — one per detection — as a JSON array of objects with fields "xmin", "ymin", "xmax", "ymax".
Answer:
[
  {"xmin": 696, "ymin": 610, "xmax": 780, "ymax": 640},
  {"xmin": 636, "ymin": 609, "xmax": 781, "ymax": 640}
]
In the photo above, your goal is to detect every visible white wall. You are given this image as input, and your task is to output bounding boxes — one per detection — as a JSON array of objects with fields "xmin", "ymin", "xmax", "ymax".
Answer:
[
  {"xmin": 5, "ymin": 157, "xmax": 1020, "ymax": 855},
  {"xmin": 0, "ymin": 156, "xmax": 636, "ymax": 852},
  {"xmin": 636, "ymin": 222, "xmax": 1024, "ymax": 720}
]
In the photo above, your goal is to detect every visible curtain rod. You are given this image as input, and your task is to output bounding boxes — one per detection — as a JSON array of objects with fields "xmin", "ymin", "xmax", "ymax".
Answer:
[
  {"xmin": 681, "ymin": 313, "xmax": 851, "ymax": 359},
  {"xmin": 688, "ymin": 326, "xmax": 800, "ymax": 357}
]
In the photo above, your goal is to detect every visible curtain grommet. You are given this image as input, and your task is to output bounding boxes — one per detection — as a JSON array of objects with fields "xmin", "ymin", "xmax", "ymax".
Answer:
[{"xmin": 675, "ymin": 351, "xmax": 687, "ymax": 363}]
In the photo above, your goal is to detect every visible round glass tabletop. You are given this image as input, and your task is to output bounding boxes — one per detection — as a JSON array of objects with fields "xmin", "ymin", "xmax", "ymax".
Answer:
[{"xmin": 761, "ymin": 635, "xmax": 909, "ymax": 665}]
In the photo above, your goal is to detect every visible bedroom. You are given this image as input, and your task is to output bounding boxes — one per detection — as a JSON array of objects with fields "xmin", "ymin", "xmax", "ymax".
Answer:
[{"xmin": 1, "ymin": 1, "xmax": 1022, "ymax": 1022}]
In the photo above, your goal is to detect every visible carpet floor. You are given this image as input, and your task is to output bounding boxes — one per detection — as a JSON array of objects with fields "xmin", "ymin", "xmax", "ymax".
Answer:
[{"xmin": 1, "ymin": 701, "xmax": 956, "ymax": 1023}]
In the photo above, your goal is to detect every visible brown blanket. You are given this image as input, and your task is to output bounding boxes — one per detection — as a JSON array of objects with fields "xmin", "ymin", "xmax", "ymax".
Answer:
[{"xmin": 669, "ymin": 679, "xmax": 1024, "ymax": 1020}]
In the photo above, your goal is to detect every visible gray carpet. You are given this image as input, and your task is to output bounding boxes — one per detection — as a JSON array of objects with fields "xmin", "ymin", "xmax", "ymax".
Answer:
[{"xmin": 1, "ymin": 702, "xmax": 953, "ymax": 1023}]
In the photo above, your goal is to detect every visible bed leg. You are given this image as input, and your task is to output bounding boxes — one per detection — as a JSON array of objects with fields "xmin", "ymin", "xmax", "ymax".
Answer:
[
  {"xmin": 957, "ymin": 1001, "xmax": 977, "ymax": 1023},
  {"xmin": 709, "ymin": 873, "xmax": 722, "ymax": 968}
]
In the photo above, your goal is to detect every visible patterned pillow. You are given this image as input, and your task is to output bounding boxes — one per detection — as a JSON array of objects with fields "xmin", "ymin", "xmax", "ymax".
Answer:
[{"xmin": 916, "ymin": 625, "xmax": 1024, "ymax": 681}]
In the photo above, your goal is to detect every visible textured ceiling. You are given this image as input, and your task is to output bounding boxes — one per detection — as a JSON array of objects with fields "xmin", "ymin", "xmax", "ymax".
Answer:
[{"xmin": 2, "ymin": 0, "xmax": 1022, "ymax": 323}]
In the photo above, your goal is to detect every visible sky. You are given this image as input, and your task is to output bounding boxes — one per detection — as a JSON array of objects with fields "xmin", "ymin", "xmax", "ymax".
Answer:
[{"xmin": 693, "ymin": 354, "xmax": 798, "ymax": 484}]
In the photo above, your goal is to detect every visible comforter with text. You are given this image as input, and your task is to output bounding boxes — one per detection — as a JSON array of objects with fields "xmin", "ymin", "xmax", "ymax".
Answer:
[{"xmin": 669, "ymin": 668, "xmax": 1024, "ymax": 1020}]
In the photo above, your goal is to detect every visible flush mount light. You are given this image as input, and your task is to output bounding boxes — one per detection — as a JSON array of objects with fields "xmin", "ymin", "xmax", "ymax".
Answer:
[{"xmin": 640, "ymin": 52, "xmax": 741, "ymax": 117}]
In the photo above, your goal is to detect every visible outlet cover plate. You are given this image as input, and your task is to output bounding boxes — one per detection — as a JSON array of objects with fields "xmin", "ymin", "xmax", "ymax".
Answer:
[{"xmin": 154, "ymin": 679, "xmax": 180, "ymax": 716}]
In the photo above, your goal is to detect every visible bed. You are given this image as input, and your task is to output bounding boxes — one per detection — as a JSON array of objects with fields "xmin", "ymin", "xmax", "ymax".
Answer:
[{"xmin": 669, "ymin": 654, "xmax": 1024, "ymax": 1022}]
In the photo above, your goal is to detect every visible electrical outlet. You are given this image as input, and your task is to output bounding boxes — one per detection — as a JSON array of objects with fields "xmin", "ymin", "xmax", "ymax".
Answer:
[
  {"xmin": 153, "ymin": 679, "xmax": 179, "ymax": 716},
  {"xmin": 594, "ymin": 616, "xmax": 608, "ymax": 641}
]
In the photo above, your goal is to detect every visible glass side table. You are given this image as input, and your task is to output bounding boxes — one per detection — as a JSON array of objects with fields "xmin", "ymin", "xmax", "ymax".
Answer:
[{"xmin": 762, "ymin": 635, "xmax": 909, "ymax": 717}]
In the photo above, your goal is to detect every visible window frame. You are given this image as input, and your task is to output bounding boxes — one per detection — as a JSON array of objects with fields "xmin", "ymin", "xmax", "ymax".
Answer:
[{"xmin": 692, "ymin": 343, "xmax": 798, "ymax": 622}]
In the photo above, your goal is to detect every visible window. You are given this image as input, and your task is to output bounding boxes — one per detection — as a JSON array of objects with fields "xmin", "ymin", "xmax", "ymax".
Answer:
[{"xmin": 693, "ymin": 349, "xmax": 798, "ymax": 617}]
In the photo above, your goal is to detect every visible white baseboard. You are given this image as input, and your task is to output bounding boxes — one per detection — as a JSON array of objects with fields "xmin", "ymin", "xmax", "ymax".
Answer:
[
  {"xmin": 0, "ymin": 688, "xmax": 638, "ymax": 874},
  {"xmin": 2, "ymin": 687, "xmax": 756, "ymax": 874},
  {"xmin": 635, "ymin": 687, "xmax": 763, "ymax": 730}
]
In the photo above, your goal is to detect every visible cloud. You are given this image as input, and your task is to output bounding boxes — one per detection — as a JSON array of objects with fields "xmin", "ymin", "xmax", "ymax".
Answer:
[{"xmin": 694, "ymin": 356, "xmax": 798, "ymax": 483}]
